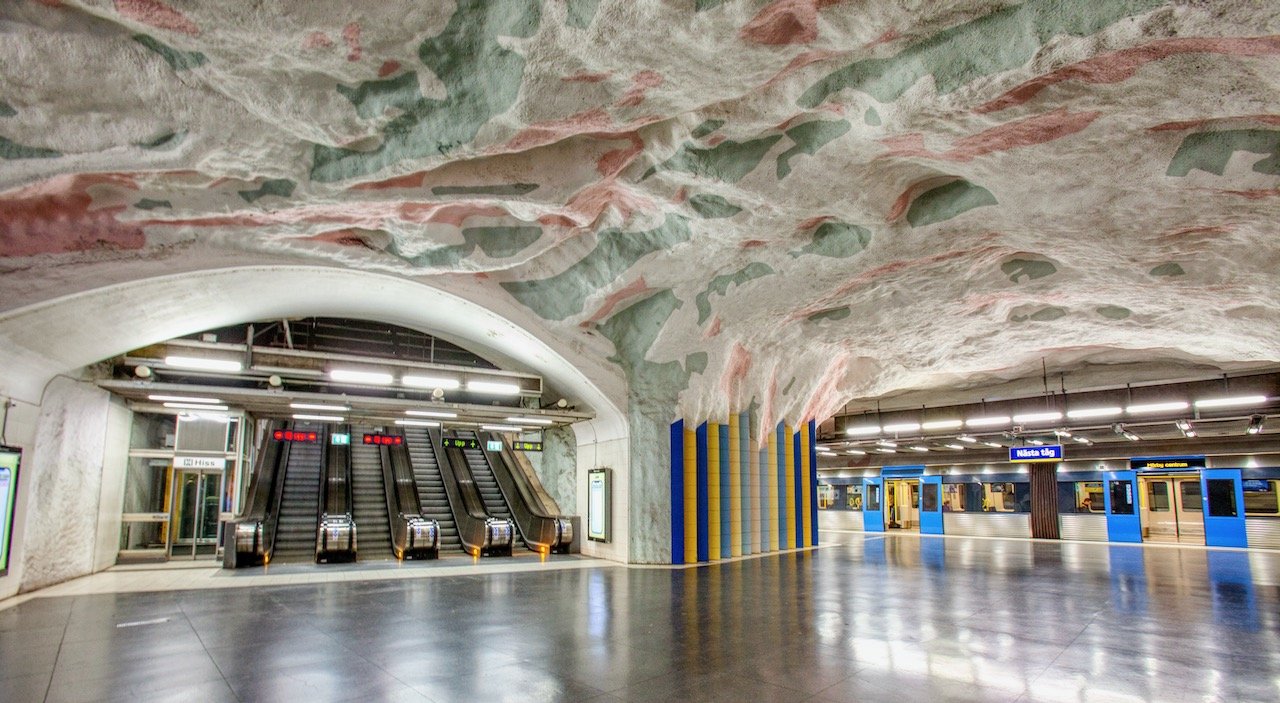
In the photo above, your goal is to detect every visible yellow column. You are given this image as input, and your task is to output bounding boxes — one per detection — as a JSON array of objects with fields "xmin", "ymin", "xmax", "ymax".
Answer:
[
  {"xmin": 800, "ymin": 424, "xmax": 812, "ymax": 547},
  {"xmin": 784, "ymin": 425, "xmax": 796, "ymax": 549},
  {"xmin": 707, "ymin": 423, "xmax": 721, "ymax": 560},
  {"xmin": 767, "ymin": 429, "xmax": 779, "ymax": 552},
  {"xmin": 729, "ymin": 414, "xmax": 743, "ymax": 557},
  {"xmin": 683, "ymin": 427, "xmax": 697, "ymax": 564}
]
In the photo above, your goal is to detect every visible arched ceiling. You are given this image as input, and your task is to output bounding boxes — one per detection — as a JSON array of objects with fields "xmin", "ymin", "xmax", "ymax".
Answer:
[{"xmin": 2, "ymin": 1, "xmax": 1279, "ymax": 428}]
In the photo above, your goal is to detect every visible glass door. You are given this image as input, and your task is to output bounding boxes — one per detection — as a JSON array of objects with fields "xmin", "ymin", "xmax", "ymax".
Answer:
[{"xmin": 170, "ymin": 470, "xmax": 224, "ymax": 559}]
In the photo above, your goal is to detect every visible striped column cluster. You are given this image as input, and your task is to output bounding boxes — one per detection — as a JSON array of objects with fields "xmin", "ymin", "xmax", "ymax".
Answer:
[{"xmin": 670, "ymin": 414, "xmax": 818, "ymax": 564}]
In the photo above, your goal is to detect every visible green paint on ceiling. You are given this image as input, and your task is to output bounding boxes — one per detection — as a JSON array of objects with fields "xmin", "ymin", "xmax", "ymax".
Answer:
[
  {"xmin": 864, "ymin": 107, "xmax": 881, "ymax": 126},
  {"xmin": 134, "ymin": 199, "xmax": 172, "ymax": 210},
  {"xmin": 685, "ymin": 352, "xmax": 709, "ymax": 375},
  {"xmin": 1010, "ymin": 306, "xmax": 1067, "ymax": 322},
  {"xmin": 133, "ymin": 34, "xmax": 207, "ymax": 71},
  {"xmin": 695, "ymin": 262, "xmax": 776, "ymax": 325},
  {"xmin": 807, "ymin": 306, "xmax": 851, "ymax": 322},
  {"xmin": 337, "ymin": 72, "xmax": 423, "ymax": 119},
  {"xmin": 1096, "ymin": 305, "xmax": 1131, "ymax": 320},
  {"xmin": 0, "ymin": 102, "xmax": 15, "ymax": 118},
  {"xmin": 1166, "ymin": 129, "xmax": 1280, "ymax": 177},
  {"xmin": 797, "ymin": 0, "xmax": 1162, "ymax": 107},
  {"xmin": 463, "ymin": 225, "xmax": 542, "ymax": 258},
  {"xmin": 1149, "ymin": 262, "xmax": 1186, "ymax": 277},
  {"xmin": 597, "ymin": 290, "xmax": 694, "ymax": 399},
  {"xmin": 645, "ymin": 135, "xmax": 783, "ymax": 183},
  {"xmin": 0, "ymin": 136, "xmax": 60, "ymax": 160},
  {"xmin": 138, "ymin": 130, "xmax": 186, "ymax": 150},
  {"xmin": 688, "ymin": 193, "xmax": 742, "ymax": 218},
  {"xmin": 1002, "ymin": 258, "xmax": 1057, "ymax": 283},
  {"xmin": 695, "ymin": 0, "xmax": 729, "ymax": 10},
  {"xmin": 906, "ymin": 180, "xmax": 997, "ymax": 227},
  {"xmin": 432, "ymin": 183, "xmax": 539, "ymax": 196},
  {"xmin": 777, "ymin": 119, "xmax": 850, "ymax": 179},
  {"xmin": 791, "ymin": 221, "xmax": 871, "ymax": 258},
  {"xmin": 782, "ymin": 377, "xmax": 797, "ymax": 395},
  {"xmin": 502, "ymin": 214, "xmax": 691, "ymax": 320},
  {"xmin": 237, "ymin": 179, "xmax": 296, "ymax": 203},
  {"xmin": 565, "ymin": 0, "xmax": 602, "ymax": 28},
  {"xmin": 691, "ymin": 119, "xmax": 725, "ymax": 139},
  {"xmin": 311, "ymin": 0, "xmax": 541, "ymax": 183}
]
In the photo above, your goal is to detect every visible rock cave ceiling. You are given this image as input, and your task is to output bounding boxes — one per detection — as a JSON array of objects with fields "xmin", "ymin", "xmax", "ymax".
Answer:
[{"xmin": 2, "ymin": 1, "xmax": 1280, "ymax": 427}]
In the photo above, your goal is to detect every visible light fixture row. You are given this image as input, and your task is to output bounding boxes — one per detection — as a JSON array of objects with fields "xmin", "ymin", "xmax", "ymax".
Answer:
[
  {"xmin": 844, "ymin": 395, "xmax": 1269, "ymax": 436},
  {"xmin": 147, "ymin": 395, "xmax": 556, "ymax": 429},
  {"xmin": 158, "ymin": 356, "xmax": 524, "ymax": 395}
]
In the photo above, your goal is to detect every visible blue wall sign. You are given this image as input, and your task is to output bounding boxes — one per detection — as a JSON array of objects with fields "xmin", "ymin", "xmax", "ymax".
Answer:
[{"xmin": 1009, "ymin": 445, "xmax": 1063, "ymax": 462}]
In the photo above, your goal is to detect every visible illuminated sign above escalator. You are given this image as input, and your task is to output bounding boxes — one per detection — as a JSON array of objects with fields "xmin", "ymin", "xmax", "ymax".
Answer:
[
  {"xmin": 363, "ymin": 434, "xmax": 404, "ymax": 446},
  {"xmin": 512, "ymin": 441, "xmax": 543, "ymax": 452},
  {"xmin": 441, "ymin": 438, "xmax": 480, "ymax": 450},
  {"xmin": 273, "ymin": 429, "xmax": 318, "ymax": 443}
]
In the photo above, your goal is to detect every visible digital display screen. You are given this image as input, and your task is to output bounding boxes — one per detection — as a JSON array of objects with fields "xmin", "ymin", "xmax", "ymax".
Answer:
[
  {"xmin": 363, "ymin": 434, "xmax": 403, "ymax": 446},
  {"xmin": 330, "ymin": 433, "xmax": 350, "ymax": 446},
  {"xmin": 588, "ymin": 468, "xmax": 610, "ymax": 542},
  {"xmin": 513, "ymin": 441, "xmax": 543, "ymax": 452},
  {"xmin": 274, "ymin": 429, "xmax": 319, "ymax": 443},
  {"xmin": 486, "ymin": 440, "xmax": 503, "ymax": 452},
  {"xmin": 0, "ymin": 446, "xmax": 20, "ymax": 576},
  {"xmin": 441, "ymin": 438, "xmax": 480, "ymax": 450},
  {"xmin": 1131, "ymin": 456, "xmax": 1206, "ymax": 471},
  {"xmin": 1243, "ymin": 480, "xmax": 1271, "ymax": 492}
]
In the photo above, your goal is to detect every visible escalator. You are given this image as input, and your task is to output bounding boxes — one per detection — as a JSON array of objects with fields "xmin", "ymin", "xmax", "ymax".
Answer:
[
  {"xmin": 458, "ymin": 430, "xmax": 573, "ymax": 553},
  {"xmin": 405, "ymin": 427, "xmax": 514, "ymax": 556},
  {"xmin": 350, "ymin": 425, "xmax": 395, "ymax": 561},
  {"xmin": 403, "ymin": 426, "xmax": 463, "ymax": 554},
  {"xmin": 270, "ymin": 425, "xmax": 326, "ymax": 563},
  {"xmin": 456, "ymin": 431, "xmax": 511, "ymax": 525}
]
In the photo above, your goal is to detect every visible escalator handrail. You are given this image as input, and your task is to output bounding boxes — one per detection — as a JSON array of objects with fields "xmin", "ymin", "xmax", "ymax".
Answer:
[
  {"xmin": 262, "ymin": 422, "xmax": 297, "ymax": 558},
  {"xmin": 472, "ymin": 431, "xmax": 561, "ymax": 550},
  {"xmin": 429, "ymin": 428, "xmax": 500, "ymax": 554}
]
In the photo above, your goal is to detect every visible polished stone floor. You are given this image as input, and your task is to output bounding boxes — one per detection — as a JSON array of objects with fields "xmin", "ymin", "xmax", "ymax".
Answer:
[{"xmin": 1, "ymin": 534, "xmax": 1277, "ymax": 702}]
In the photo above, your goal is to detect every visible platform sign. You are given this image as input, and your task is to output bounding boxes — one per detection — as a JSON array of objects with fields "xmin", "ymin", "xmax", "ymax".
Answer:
[
  {"xmin": 330, "ymin": 433, "xmax": 350, "ymax": 446},
  {"xmin": 1130, "ymin": 456, "xmax": 1205, "ymax": 471},
  {"xmin": 588, "ymin": 468, "xmax": 611, "ymax": 542},
  {"xmin": 486, "ymin": 440, "xmax": 503, "ymax": 452},
  {"xmin": 0, "ymin": 446, "xmax": 20, "ymax": 576},
  {"xmin": 1009, "ymin": 445, "xmax": 1063, "ymax": 463},
  {"xmin": 513, "ymin": 441, "xmax": 543, "ymax": 452},
  {"xmin": 174, "ymin": 456, "xmax": 227, "ymax": 470},
  {"xmin": 441, "ymin": 437, "xmax": 480, "ymax": 450}
]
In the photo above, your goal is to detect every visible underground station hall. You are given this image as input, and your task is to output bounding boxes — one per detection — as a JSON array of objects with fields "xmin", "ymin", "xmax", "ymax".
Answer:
[{"xmin": 2, "ymin": 2, "xmax": 1280, "ymax": 702}]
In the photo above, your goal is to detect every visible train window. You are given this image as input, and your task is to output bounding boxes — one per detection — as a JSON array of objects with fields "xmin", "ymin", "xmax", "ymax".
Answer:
[
  {"xmin": 1243, "ymin": 480, "xmax": 1279, "ymax": 515},
  {"xmin": 1109, "ymin": 480, "xmax": 1134, "ymax": 514},
  {"xmin": 1147, "ymin": 482, "xmax": 1170, "ymax": 511},
  {"xmin": 865, "ymin": 484, "xmax": 880, "ymax": 511},
  {"xmin": 818, "ymin": 484, "xmax": 835, "ymax": 510},
  {"xmin": 943, "ymin": 484, "xmax": 964, "ymax": 512},
  {"xmin": 1058, "ymin": 482, "xmax": 1104, "ymax": 513},
  {"xmin": 1180, "ymin": 481, "xmax": 1202, "ymax": 512},
  {"xmin": 1205, "ymin": 479, "xmax": 1237, "ymax": 517},
  {"xmin": 921, "ymin": 483, "xmax": 938, "ymax": 512},
  {"xmin": 847, "ymin": 485, "xmax": 863, "ymax": 510}
]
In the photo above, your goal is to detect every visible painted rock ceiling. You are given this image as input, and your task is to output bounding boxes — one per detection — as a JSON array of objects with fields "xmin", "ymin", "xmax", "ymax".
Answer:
[{"xmin": 2, "ymin": 0, "xmax": 1279, "ymax": 425}]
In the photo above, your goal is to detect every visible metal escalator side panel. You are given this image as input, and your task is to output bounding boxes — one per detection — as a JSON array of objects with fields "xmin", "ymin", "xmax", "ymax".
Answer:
[
  {"xmin": 484, "ymin": 431, "xmax": 565, "ymax": 552},
  {"xmin": 226, "ymin": 419, "xmax": 286, "ymax": 568},
  {"xmin": 316, "ymin": 425, "xmax": 356, "ymax": 563},
  {"xmin": 383, "ymin": 442, "xmax": 439, "ymax": 560},
  {"xmin": 430, "ymin": 428, "xmax": 511, "ymax": 556}
]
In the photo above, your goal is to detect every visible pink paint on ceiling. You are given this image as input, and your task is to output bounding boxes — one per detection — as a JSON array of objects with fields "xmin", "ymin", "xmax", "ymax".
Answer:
[
  {"xmin": 114, "ymin": 0, "xmax": 199, "ymax": 36},
  {"xmin": 703, "ymin": 316, "xmax": 722, "ymax": 339},
  {"xmin": 879, "ymin": 108, "xmax": 1101, "ymax": 161},
  {"xmin": 302, "ymin": 31, "xmax": 334, "ymax": 49},
  {"xmin": 616, "ymin": 70, "xmax": 664, "ymax": 107},
  {"xmin": 581, "ymin": 276, "xmax": 654, "ymax": 327},
  {"xmin": 1148, "ymin": 114, "xmax": 1280, "ymax": 131},
  {"xmin": 562, "ymin": 71, "xmax": 613, "ymax": 83},
  {"xmin": 977, "ymin": 35, "xmax": 1280, "ymax": 114},
  {"xmin": 342, "ymin": 22, "xmax": 361, "ymax": 62},
  {"xmin": 761, "ymin": 49, "xmax": 847, "ymax": 88},
  {"xmin": 720, "ymin": 342, "xmax": 752, "ymax": 401},
  {"xmin": 377, "ymin": 60, "xmax": 401, "ymax": 77},
  {"xmin": 799, "ymin": 351, "xmax": 849, "ymax": 423},
  {"xmin": 1, "ymin": 174, "xmax": 144, "ymax": 256},
  {"xmin": 740, "ymin": 0, "xmax": 842, "ymax": 46}
]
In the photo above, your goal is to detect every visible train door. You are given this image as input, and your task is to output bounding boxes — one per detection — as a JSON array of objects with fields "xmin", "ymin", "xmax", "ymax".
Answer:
[
  {"xmin": 919, "ymin": 475, "xmax": 943, "ymax": 534},
  {"xmin": 885, "ymin": 479, "xmax": 919, "ymax": 530},
  {"xmin": 1140, "ymin": 476, "xmax": 1178, "ymax": 542},
  {"xmin": 1104, "ymin": 470, "xmax": 1141, "ymax": 543},
  {"xmin": 1201, "ymin": 469, "xmax": 1247, "ymax": 548},
  {"xmin": 1175, "ymin": 478, "xmax": 1205, "ymax": 543},
  {"xmin": 862, "ymin": 476, "xmax": 885, "ymax": 532}
]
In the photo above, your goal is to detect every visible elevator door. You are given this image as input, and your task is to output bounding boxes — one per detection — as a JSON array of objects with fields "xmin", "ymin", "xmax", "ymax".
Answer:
[{"xmin": 170, "ymin": 470, "xmax": 223, "ymax": 559}]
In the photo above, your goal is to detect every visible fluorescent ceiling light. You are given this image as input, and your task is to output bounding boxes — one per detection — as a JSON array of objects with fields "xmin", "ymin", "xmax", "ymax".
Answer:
[
  {"xmin": 1012, "ymin": 411, "xmax": 1062, "ymax": 424},
  {"xmin": 181, "ymin": 412, "xmax": 230, "ymax": 423},
  {"xmin": 468, "ymin": 380, "xmax": 521, "ymax": 395},
  {"xmin": 966, "ymin": 416, "xmax": 1010, "ymax": 427},
  {"xmin": 164, "ymin": 355, "xmax": 242, "ymax": 372},
  {"xmin": 921, "ymin": 419, "xmax": 963, "ymax": 430},
  {"xmin": 1054, "ymin": 429, "xmax": 1073, "ymax": 437},
  {"xmin": 328, "ymin": 369, "xmax": 394, "ymax": 385},
  {"xmin": 482, "ymin": 424, "xmax": 523, "ymax": 432},
  {"xmin": 957, "ymin": 435, "xmax": 978, "ymax": 443},
  {"xmin": 1175, "ymin": 419, "xmax": 1192, "ymax": 431},
  {"xmin": 1126, "ymin": 401, "xmax": 1188, "ymax": 414},
  {"xmin": 1066, "ymin": 406, "xmax": 1122, "ymax": 419},
  {"xmin": 293, "ymin": 413, "xmax": 344, "ymax": 422},
  {"xmin": 1194, "ymin": 395, "xmax": 1267, "ymax": 409},
  {"xmin": 882, "ymin": 422, "xmax": 921, "ymax": 433},
  {"xmin": 983, "ymin": 441, "xmax": 1003, "ymax": 448},
  {"xmin": 845, "ymin": 425, "xmax": 880, "ymax": 436},
  {"xmin": 163, "ymin": 402, "xmax": 229, "ymax": 411},
  {"xmin": 943, "ymin": 444, "xmax": 965, "ymax": 450},
  {"xmin": 406, "ymin": 410, "xmax": 457, "ymax": 419},
  {"xmin": 909, "ymin": 446, "xmax": 929, "ymax": 452},
  {"xmin": 1123, "ymin": 431, "xmax": 1141, "ymax": 441},
  {"xmin": 395, "ymin": 419, "xmax": 440, "ymax": 427},
  {"xmin": 846, "ymin": 449, "xmax": 866, "ymax": 456},
  {"xmin": 402, "ymin": 375, "xmax": 461, "ymax": 390},
  {"xmin": 877, "ymin": 449, "xmax": 897, "ymax": 454},
  {"xmin": 290, "ymin": 402, "xmax": 350, "ymax": 412},
  {"xmin": 149, "ymin": 394, "xmax": 220, "ymax": 404},
  {"xmin": 1027, "ymin": 439, "xmax": 1044, "ymax": 446},
  {"xmin": 1073, "ymin": 437, "xmax": 1093, "ymax": 445},
  {"xmin": 1185, "ymin": 430, "xmax": 1197, "ymax": 437},
  {"xmin": 507, "ymin": 416, "xmax": 554, "ymax": 425},
  {"xmin": 875, "ymin": 440, "xmax": 897, "ymax": 448}
]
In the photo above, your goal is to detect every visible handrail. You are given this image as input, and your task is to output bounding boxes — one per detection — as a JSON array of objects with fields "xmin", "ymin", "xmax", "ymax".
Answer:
[
  {"xmin": 430, "ymin": 428, "xmax": 513, "ymax": 556},
  {"xmin": 480, "ymin": 431, "xmax": 573, "ymax": 553},
  {"xmin": 381, "ymin": 441, "xmax": 439, "ymax": 559},
  {"xmin": 261, "ymin": 431, "xmax": 294, "ymax": 558},
  {"xmin": 316, "ymin": 425, "xmax": 356, "ymax": 562},
  {"xmin": 227, "ymin": 419, "xmax": 288, "ymax": 567}
]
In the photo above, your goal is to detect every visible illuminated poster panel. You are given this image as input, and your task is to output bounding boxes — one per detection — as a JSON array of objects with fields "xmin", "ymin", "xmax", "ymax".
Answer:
[
  {"xmin": 588, "ymin": 468, "xmax": 611, "ymax": 543},
  {"xmin": 0, "ymin": 446, "xmax": 20, "ymax": 577}
]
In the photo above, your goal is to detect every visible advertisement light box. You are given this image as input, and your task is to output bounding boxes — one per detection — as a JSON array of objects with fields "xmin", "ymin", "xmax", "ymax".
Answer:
[{"xmin": 0, "ymin": 446, "xmax": 21, "ymax": 577}]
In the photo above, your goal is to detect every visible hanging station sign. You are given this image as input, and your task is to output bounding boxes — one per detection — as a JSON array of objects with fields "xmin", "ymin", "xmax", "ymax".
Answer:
[
  {"xmin": 1130, "ymin": 456, "xmax": 1206, "ymax": 471},
  {"xmin": 1009, "ymin": 445, "xmax": 1064, "ymax": 463}
]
